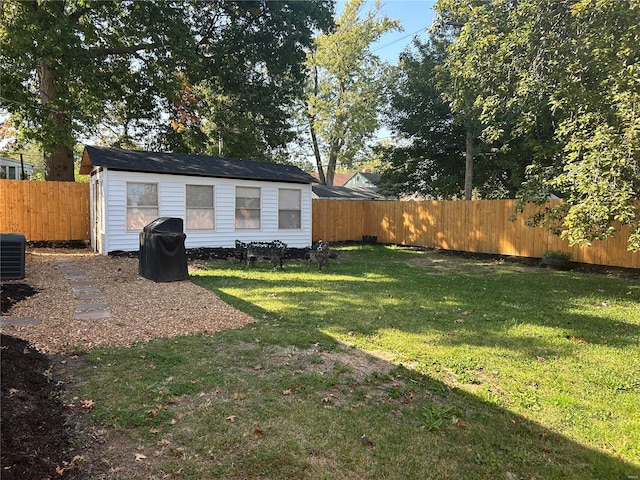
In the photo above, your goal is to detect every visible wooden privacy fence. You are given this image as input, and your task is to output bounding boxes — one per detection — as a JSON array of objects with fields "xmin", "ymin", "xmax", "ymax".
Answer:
[
  {"xmin": 1, "ymin": 181, "xmax": 637, "ymax": 269},
  {"xmin": 313, "ymin": 199, "xmax": 639, "ymax": 269},
  {"xmin": 0, "ymin": 180, "xmax": 90, "ymax": 242}
]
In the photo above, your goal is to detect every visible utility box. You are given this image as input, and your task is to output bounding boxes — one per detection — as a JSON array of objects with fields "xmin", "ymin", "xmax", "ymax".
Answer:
[
  {"xmin": 0, "ymin": 233, "xmax": 26, "ymax": 281},
  {"xmin": 139, "ymin": 218, "xmax": 188, "ymax": 282}
]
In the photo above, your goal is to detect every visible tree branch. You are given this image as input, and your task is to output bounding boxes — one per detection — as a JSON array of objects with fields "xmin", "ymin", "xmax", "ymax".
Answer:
[
  {"xmin": 69, "ymin": 7, "xmax": 91, "ymax": 24},
  {"xmin": 89, "ymin": 43, "xmax": 156, "ymax": 57}
]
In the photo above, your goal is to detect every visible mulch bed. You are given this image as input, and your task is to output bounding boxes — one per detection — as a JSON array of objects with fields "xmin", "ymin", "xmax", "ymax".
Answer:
[
  {"xmin": 1, "ymin": 283, "xmax": 76, "ymax": 479},
  {"xmin": 0, "ymin": 333, "xmax": 73, "ymax": 479}
]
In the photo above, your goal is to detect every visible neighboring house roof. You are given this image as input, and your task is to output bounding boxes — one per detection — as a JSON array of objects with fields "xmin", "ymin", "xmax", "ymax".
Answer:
[
  {"xmin": 343, "ymin": 172, "xmax": 381, "ymax": 188},
  {"xmin": 80, "ymin": 146, "xmax": 318, "ymax": 184},
  {"xmin": 309, "ymin": 172, "xmax": 354, "ymax": 187},
  {"xmin": 359, "ymin": 172, "xmax": 381, "ymax": 183},
  {"xmin": 312, "ymin": 185, "xmax": 384, "ymax": 200}
]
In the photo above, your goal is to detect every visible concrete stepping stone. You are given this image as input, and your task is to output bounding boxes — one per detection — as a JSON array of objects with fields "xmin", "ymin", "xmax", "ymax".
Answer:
[
  {"xmin": 76, "ymin": 293, "xmax": 107, "ymax": 300},
  {"xmin": 0, "ymin": 317, "xmax": 42, "ymax": 327},
  {"xmin": 71, "ymin": 286, "xmax": 101, "ymax": 294},
  {"xmin": 67, "ymin": 277, "xmax": 96, "ymax": 287},
  {"xmin": 74, "ymin": 310, "xmax": 112, "ymax": 320},
  {"xmin": 75, "ymin": 303, "xmax": 109, "ymax": 312},
  {"xmin": 62, "ymin": 273, "xmax": 89, "ymax": 279}
]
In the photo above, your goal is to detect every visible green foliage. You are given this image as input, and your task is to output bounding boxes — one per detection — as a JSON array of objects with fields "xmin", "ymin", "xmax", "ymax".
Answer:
[
  {"xmin": 543, "ymin": 250, "xmax": 572, "ymax": 260},
  {"xmin": 421, "ymin": 403, "xmax": 457, "ymax": 431},
  {"xmin": 0, "ymin": 1, "xmax": 334, "ymax": 178},
  {"xmin": 435, "ymin": 0, "xmax": 640, "ymax": 250},
  {"xmin": 301, "ymin": 0, "xmax": 399, "ymax": 185},
  {"xmin": 377, "ymin": 39, "xmax": 466, "ymax": 198},
  {"xmin": 378, "ymin": 37, "xmax": 535, "ymax": 199}
]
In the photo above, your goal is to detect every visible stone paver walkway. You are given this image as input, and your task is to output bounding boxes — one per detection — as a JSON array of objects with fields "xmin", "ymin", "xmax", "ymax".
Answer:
[
  {"xmin": 56, "ymin": 260, "xmax": 111, "ymax": 320},
  {"xmin": 1, "ymin": 261, "xmax": 111, "ymax": 326}
]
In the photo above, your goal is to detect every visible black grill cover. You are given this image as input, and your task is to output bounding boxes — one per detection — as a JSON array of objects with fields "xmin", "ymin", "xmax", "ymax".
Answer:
[{"xmin": 139, "ymin": 218, "xmax": 188, "ymax": 282}]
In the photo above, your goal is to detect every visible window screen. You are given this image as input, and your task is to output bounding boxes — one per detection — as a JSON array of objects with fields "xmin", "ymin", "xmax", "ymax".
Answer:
[
  {"xmin": 126, "ymin": 183, "xmax": 158, "ymax": 230},
  {"xmin": 186, "ymin": 185, "xmax": 214, "ymax": 230},
  {"xmin": 235, "ymin": 186, "xmax": 260, "ymax": 229},
  {"xmin": 278, "ymin": 189, "xmax": 301, "ymax": 229}
]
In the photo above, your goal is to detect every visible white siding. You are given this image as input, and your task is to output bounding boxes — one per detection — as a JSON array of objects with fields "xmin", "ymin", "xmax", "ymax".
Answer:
[{"xmin": 97, "ymin": 169, "xmax": 312, "ymax": 254}]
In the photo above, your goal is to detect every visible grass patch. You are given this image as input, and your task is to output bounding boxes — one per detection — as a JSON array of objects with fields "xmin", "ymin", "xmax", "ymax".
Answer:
[{"xmin": 76, "ymin": 245, "xmax": 640, "ymax": 479}]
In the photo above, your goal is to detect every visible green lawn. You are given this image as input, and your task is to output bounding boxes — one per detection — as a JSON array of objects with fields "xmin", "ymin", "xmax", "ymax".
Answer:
[{"xmin": 77, "ymin": 245, "xmax": 640, "ymax": 479}]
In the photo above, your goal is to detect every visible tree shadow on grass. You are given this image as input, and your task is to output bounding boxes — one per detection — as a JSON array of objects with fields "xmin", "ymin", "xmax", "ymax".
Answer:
[{"xmin": 189, "ymin": 279, "xmax": 640, "ymax": 479}]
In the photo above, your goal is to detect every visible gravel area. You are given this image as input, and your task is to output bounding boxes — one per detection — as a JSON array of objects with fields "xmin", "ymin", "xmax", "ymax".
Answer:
[{"xmin": 0, "ymin": 248, "xmax": 256, "ymax": 353}]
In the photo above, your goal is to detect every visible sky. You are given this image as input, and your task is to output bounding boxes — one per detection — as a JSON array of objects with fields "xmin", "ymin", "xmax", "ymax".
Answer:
[{"xmin": 336, "ymin": 0, "xmax": 439, "ymax": 64}]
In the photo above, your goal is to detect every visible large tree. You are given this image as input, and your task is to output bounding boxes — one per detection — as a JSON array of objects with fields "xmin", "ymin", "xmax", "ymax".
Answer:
[
  {"xmin": 376, "ymin": 39, "xmax": 467, "ymax": 199},
  {"xmin": 0, "ymin": 1, "xmax": 333, "ymax": 180},
  {"xmin": 378, "ymin": 35, "xmax": 543, "ymax": 200},
  {"xmin": 302, "ymin": 0, "xmax": 399, "ymax": 186},
  {"xmin": 435, "ymin": 0, "xmax": 640, "ymax": 250}
]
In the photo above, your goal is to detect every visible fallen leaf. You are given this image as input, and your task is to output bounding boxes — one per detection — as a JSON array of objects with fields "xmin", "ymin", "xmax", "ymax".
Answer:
[
  {"xmin": 254, "ymin": 428, "xmax": 265, "ymax": 435},
  {"xmin": 135, "ymin": 453, "xmax": 147, "ymax": 461},
  {"xmin": 56, "ymin": 465, "xmax": 65, "ymax": 475},
  {"xmin": 254, "ymin": 365, "xmax": 263, "ymax": 371},
  {"xmin": 454, "ymin": 319, "xmax": 464, "ymax": 324},
  {"xmin": 566, "ymin": 336, "xmax": 587, "ymax": 343},
  {"xmin": 79, "ymin": 399, "xmax": 95, "ymax": 409},
  {"xmin": 226, "ymin": 415, "xmax": 237, "ymax": 422},
  {"xmin": 462, "ymin": 311, "xmax": 471, "ymax": 316},
  {"xmin": 282, "ymin": 389, "xmax": 292, "ymax": 395},
  {"xmin": 157, "ymin": 438, "xmax": 171, "ymax": 446}
]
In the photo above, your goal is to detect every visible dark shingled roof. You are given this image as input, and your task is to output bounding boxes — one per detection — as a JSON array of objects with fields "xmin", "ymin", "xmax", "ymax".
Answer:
[
  {"xmin": 81, "ymin": 146, "xmax": 317, "ymax": 184},
  {"xmin": 312, "ymin": 185, "xmax": 383, "ymax": 200}
]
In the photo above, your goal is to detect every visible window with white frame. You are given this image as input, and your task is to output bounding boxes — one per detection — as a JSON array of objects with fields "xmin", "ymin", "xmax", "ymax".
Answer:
[
  {"xmin": 126, "ymin": 182, "xmax": 158, "ymax": 230},
  {"xmin": 235, "ymin": 186, "xmax": 260, "ymax": 229},
  {"xmin": 186, "ymin": 185, "xmax": 214, "ymax": 230},
  {"xmin": 278, "ymin": 188, "xmax": 301, "ymax": 229}
]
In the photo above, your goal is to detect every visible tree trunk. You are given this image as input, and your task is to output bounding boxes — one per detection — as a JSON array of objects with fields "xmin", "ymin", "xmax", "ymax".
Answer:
[
  {"xmin": 308, "ymin": 117, "xmax": 326, "ymax": 185},
  {"xmin": 45, "ymin": 142, "xmax": 75, "ymax": 181},
  {"xmin": 464, "ymin": 127, "xmax": 473, "ymax": 200},
  {"xmin": 325, "ymin": 139, "xmax": 341, "ymax": 187},
  {"xmin": 37, "ymin": 58, "xmax": 75, "ymax": 181}
]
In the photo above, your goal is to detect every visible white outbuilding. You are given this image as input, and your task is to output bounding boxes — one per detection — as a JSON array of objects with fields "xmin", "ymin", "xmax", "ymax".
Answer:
[{"xmin": 80, "ymin": 146, "xmax": 316, "ymax": 255}]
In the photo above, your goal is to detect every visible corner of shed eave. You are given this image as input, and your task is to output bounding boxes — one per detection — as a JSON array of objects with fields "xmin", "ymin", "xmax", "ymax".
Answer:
[{"xmin": 79, "ymin": 149, "xmax": 93, "ymax": 175}]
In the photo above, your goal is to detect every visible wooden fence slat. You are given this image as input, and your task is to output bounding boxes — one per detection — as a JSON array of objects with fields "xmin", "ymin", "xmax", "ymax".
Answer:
[
  {"xmin": 313, "ymin": 199, "xmax": 638, "ymax": 269},
  {"xmin": 1, "ymin": 184, "xmax": 637, "ymax": 268},
  {"xmin": 0, "ymin": 180, "xmax": 90, "ymax": 241}
]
